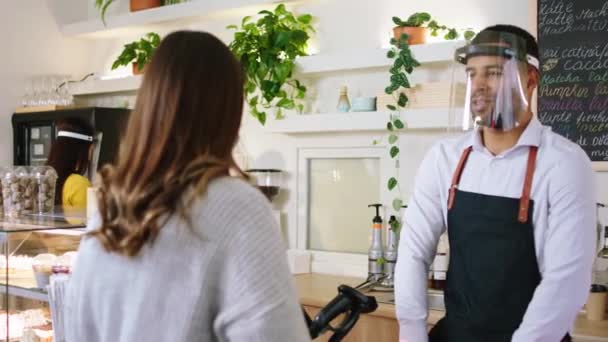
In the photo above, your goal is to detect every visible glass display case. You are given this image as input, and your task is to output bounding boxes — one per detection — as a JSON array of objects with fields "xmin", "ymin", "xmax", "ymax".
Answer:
[{"xmin": 0, "ymin": 209, "xmax": 85, "ymax": 341}]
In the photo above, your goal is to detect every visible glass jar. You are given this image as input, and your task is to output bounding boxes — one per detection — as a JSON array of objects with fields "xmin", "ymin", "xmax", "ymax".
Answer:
[
  {"xmin": 1, "ymin": 166, "xmax": 34, "ymax": 218},
  {"xmin": 32, "ymin": 166, "xmax": 57, "ymax": 215}
]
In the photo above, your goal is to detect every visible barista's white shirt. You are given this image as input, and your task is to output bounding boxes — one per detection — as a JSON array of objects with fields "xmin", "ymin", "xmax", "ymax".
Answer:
[{"xmin": 395, "ymin": 116, "xmax": 597, "ymax": 342}]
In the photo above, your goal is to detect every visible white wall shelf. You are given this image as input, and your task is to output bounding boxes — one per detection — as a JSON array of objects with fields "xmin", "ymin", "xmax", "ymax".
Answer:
[
  {"xmin": 265, "ymin": 108, "xmax": 463, "ymax": 134},
  {"xmin": 71, "ymin": 75, "xmax": 142, "ymax": 96},
  {"xmin": 296, "ymin": 41, "xmax": 462, "ymax": 75},
  {"xmin": 70, "ymin": 42, "xmax": 461, "ymax": 96},
  {"xmin": 61, "ymin": 0, "xmax": 290, "ymax": 38}
]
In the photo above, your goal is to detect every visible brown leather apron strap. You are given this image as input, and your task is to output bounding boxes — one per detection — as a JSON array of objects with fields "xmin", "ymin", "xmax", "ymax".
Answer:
[
  {"xmin": 518, "ymin": 146, "xmax": 538, "ymax": 223},
  {"xmin": 448, "ymin": 146, "xmax": 539, "ymax": 220},
  {"xmin": 448, "ymin": 146, "xmax": 473, "ymax": 210}
]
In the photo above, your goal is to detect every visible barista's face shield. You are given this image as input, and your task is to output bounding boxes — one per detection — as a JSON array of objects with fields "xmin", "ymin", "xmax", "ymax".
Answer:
[{"xmin": 452, "ymin": 32, "xmax": 539, "ymax": 132}]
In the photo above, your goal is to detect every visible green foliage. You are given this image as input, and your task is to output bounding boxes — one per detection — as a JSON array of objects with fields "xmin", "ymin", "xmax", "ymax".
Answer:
[
  {"xmin": 392, "ymin": 12, "xmax": 476, "ymax": 41},
  {"xmin": 228, "ymin": 4, "xmax": 314, "ymax": 125},
  {"xmin": 95, "ymin": 0, "xmax": 114, "ymax": 26},
  {"xmin": 389, "ymin": 217, "xmax": 402, "ymax": 233},
  {"xmin": 376, "ymin": 256, "xmax": 387, "ymax": 266},
  {"xmin": 111, "ymin": 32, "xmax": 161, "ymax": 71}
]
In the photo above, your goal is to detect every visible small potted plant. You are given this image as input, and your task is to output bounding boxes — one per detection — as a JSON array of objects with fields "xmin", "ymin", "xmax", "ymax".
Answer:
[
  {"xmin": 227, "ymin": 4, "xmax": 314, "ymax": 125},
  {"xmin": 111, "ymin": 32, "xmax": 161, "ymax": 75},
  {"xmin": 391, "ymin": 12, "xmax": 476, "ymax": 45},
  {"xmin": 130, "ymin": 0, "xmax": 162, "ymax": 12},
  {"xmin": 95, "ymin": 0, "xmax": 185, "ymax": 25}
]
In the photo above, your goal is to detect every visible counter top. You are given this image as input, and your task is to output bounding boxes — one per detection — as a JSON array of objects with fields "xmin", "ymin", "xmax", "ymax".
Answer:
[
  {"xmin": 294, "ymin": 273, "xmax": 608, "ymax": 340},
  {"xmin": 0, "ymin": 207, "xmax": 86, "ymax": 232}
]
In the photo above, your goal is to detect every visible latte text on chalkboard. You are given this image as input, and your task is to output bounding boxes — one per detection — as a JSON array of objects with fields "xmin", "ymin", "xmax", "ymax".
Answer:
[{"xmin": 538, "ymin": 0, "xmax": 608, "ymax": 162}]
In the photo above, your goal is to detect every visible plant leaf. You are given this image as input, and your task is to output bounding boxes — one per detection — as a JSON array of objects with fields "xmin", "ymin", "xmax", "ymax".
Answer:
[
  {"xmin": 394, "ymin": 119, "xmax": 405, "ymax": 129},
  {"xmin": 276, "ymin": 98, "xmax": 295, "ymax": 109},
  {"xmin": 387, "ymin": 50, "xmax": 396, "ymax": 58},
  {"xmin": 387, "ymin": 122, "xmax": 394, "ymax": 131},
  {"xmin": 392, "ymin": 198, "xmax": 404, "ymax": 212},
  {"xmin": 390, "ymin": 146, "xmax": 400, "ymax": 158},
  {"xmin": 297, "ymin": 14, "xmax": 312, "ymax": 24},
  {"xmin": 397, "ymin": 92, "xmax": 408, "ymax": 107},
  {"xmin": 386, "ymin": 104, "xmax": 397, "ymax": 111},
  {"xmin": 389, "ymin": 218, "xmax": 401, "ymax": 233},
  {"xmin": 258, "ymin": 111, "xmax": 267, "ymax": 125},
  {"xmin": 388, "ymin": 134, "xmax": 398, "ymax": 144},
  {"xmin": 226, "ymin": 24, "xmax": 238, "ymax": 29},
  {"xmin": 388, "ymin": 177, "xmax": 398, "ymax": 190}
]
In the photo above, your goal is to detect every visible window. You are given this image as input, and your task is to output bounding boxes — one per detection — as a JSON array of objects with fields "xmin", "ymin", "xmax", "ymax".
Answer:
[{"xmin": 297, "ymin": 147, "xmax": 390, "ymax": 275}]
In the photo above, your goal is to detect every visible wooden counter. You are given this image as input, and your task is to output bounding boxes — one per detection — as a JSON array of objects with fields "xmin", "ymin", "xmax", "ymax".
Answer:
[{"xmin": 295, "ymin": 273, "xmax": 608, "ymax": 341}]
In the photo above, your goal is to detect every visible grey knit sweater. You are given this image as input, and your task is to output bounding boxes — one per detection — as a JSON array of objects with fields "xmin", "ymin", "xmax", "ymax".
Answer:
[{"xmin": 65, "ymin": 177, "xmax": 310, "ymax": 342}]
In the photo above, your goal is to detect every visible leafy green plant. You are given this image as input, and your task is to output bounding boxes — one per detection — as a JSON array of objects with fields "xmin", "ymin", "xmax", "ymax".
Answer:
[
  {"xmin": 392, "ymin": 12, "xmax": 476, "ymax": 41},
  {"xmin": 95, "ymin": 0, "xmax": 115, "ymax": 26},
  {"xmin": 227, "ymin": 4, "xmax": 314, "ymax": 125},
  {"xmin": 112, "ymin": 32, "xmax": 161, "ymax": 71}
]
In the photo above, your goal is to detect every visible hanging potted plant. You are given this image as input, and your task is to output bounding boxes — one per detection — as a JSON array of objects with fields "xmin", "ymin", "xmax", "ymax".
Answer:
[
  {"xmin": 391, "ymin": 12, "xmax": 476, "ymax": 45},
  {"xmin": 111, "ymin": 32, "xmax": 161, "ymax": 75},
  {"xmin": 379, "ymin": 16, "xmax": 476, "ymax": 232},
  {"xmin": 95, "ymin": 0, "xmax": 185, "ymax": 25},
  {"xmin": 130, "ymin": 0, "xmax": 162, "ymax": 12},
  {"xmin": 227, "ymin": 4, "xmax": 314, "ymax": 125}
]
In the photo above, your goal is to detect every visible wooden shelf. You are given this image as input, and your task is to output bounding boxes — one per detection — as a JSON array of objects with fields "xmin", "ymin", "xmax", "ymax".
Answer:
[
  {"xmin": 61, "ymin": 0, "xmax": 295, "ymax": 38},
  {"xmin": 265, "ymin": 108, "xmax": 463, "ymax": 134},
  {"xmin": 70, "ymin": 42, "xmax": 462, "ymax": 96}
]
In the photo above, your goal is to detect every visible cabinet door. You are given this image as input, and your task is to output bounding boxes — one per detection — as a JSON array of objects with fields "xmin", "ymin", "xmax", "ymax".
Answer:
[{"xmin": 303, "ymin": 305, "xmax": 399, "ymax": 342}]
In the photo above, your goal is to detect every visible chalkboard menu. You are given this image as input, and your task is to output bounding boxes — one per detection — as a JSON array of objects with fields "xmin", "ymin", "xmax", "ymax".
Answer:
[{"xmin": 538, "ymin": 0, "xmax": 608, "ymax": 163}]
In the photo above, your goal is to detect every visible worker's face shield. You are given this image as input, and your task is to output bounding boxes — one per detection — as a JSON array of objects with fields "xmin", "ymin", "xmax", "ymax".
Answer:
[{"xmin": 451, "ymin": 32, "xmax": 538, "ymax": 132}]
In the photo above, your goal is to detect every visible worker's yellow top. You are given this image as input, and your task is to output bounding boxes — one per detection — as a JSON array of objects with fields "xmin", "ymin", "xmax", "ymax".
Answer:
[{"xmin": 62, "ymin": 174, "xmax": 91, "ymax": 209}]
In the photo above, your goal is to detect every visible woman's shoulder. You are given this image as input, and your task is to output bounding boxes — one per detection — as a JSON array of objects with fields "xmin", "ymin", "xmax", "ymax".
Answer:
[
  {"xmin": 189, "ymin": 176, "xmax": 273, "ymax": 225},
  {"xmin": 204, "ymin": 176, "xmax": 266, "ymax": 206}
]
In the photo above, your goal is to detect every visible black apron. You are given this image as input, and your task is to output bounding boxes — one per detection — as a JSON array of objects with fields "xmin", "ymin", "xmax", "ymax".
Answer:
[{"xmin": 428, "ymin": 146, "xmax": 571, "ymax": 342}]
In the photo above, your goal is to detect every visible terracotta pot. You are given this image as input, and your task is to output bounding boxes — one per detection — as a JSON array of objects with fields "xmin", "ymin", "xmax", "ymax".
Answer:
[
  {"xmin": 392, "ymin": 26, "xmax": 428, "ymax": 45},
  {"xmin": 132, "ymin": 63, "xmax": 146, "ymax": 75},
  {"xmin": 130, "ymin": 0, "xmax": 161, "ymax": 12}
]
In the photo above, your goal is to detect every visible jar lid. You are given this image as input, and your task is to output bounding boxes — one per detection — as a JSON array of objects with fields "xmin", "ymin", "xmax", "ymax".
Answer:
[{"xmin": 32, "ymin": 166, "xmax": 57, "ymax": 179}]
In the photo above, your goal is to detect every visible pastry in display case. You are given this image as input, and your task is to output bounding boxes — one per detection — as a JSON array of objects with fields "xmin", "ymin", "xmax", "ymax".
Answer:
[{"xmin": 0, "ymin": 209, "xmax": 85, "ymax": 341}]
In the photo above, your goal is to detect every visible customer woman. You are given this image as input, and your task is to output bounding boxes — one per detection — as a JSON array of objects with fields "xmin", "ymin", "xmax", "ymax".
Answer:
[
  {"xmin": 46, "ymin": 117, "xmax": 95, "ymax": 209},
  {"xmin": 65, "ymin": 31, "xmax": 309, "ymax": 342}
]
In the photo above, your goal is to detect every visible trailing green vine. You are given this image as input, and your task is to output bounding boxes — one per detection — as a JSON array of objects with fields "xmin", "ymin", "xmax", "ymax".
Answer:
[{"xmin": 381, "ymin": 14, "xmax": 476, "ymax": 233}]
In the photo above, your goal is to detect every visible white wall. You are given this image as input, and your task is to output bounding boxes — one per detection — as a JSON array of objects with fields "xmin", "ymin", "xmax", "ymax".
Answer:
[
  {"xmin": 0, "ymin": 0, "xmax": 91, "ymax": 165},
  {"xmin": 6, "ymin": 0, "xmax": 606, "ymax": 262}
]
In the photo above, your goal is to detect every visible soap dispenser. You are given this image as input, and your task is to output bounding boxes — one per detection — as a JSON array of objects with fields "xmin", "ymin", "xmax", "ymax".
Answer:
[
  {"xmin": 367, "ymin": 204, "xmax": 384, "ymax": 282},
  {"xmin": 382, "ymin": 205, "xmax": 407, "ymax": 288}
]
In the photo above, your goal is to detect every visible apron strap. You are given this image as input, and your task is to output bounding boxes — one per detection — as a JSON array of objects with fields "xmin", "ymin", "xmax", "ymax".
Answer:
[
  {"xmin": 448, "ymin": 146, "xmax": 473, "ymax": 210},
  {"xmin": 518, "ymin": 146, "xmax": 538, "ymax": 223},
  {"xmin": 447, "ymin": 145, "xmax": 539, "ymax": 222}
]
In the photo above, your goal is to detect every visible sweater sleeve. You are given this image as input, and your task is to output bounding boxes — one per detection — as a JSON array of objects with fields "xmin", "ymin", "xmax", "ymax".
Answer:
[{"xmin": 213, "ymin": 185, "xmax": 310, "ymax": 342}]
